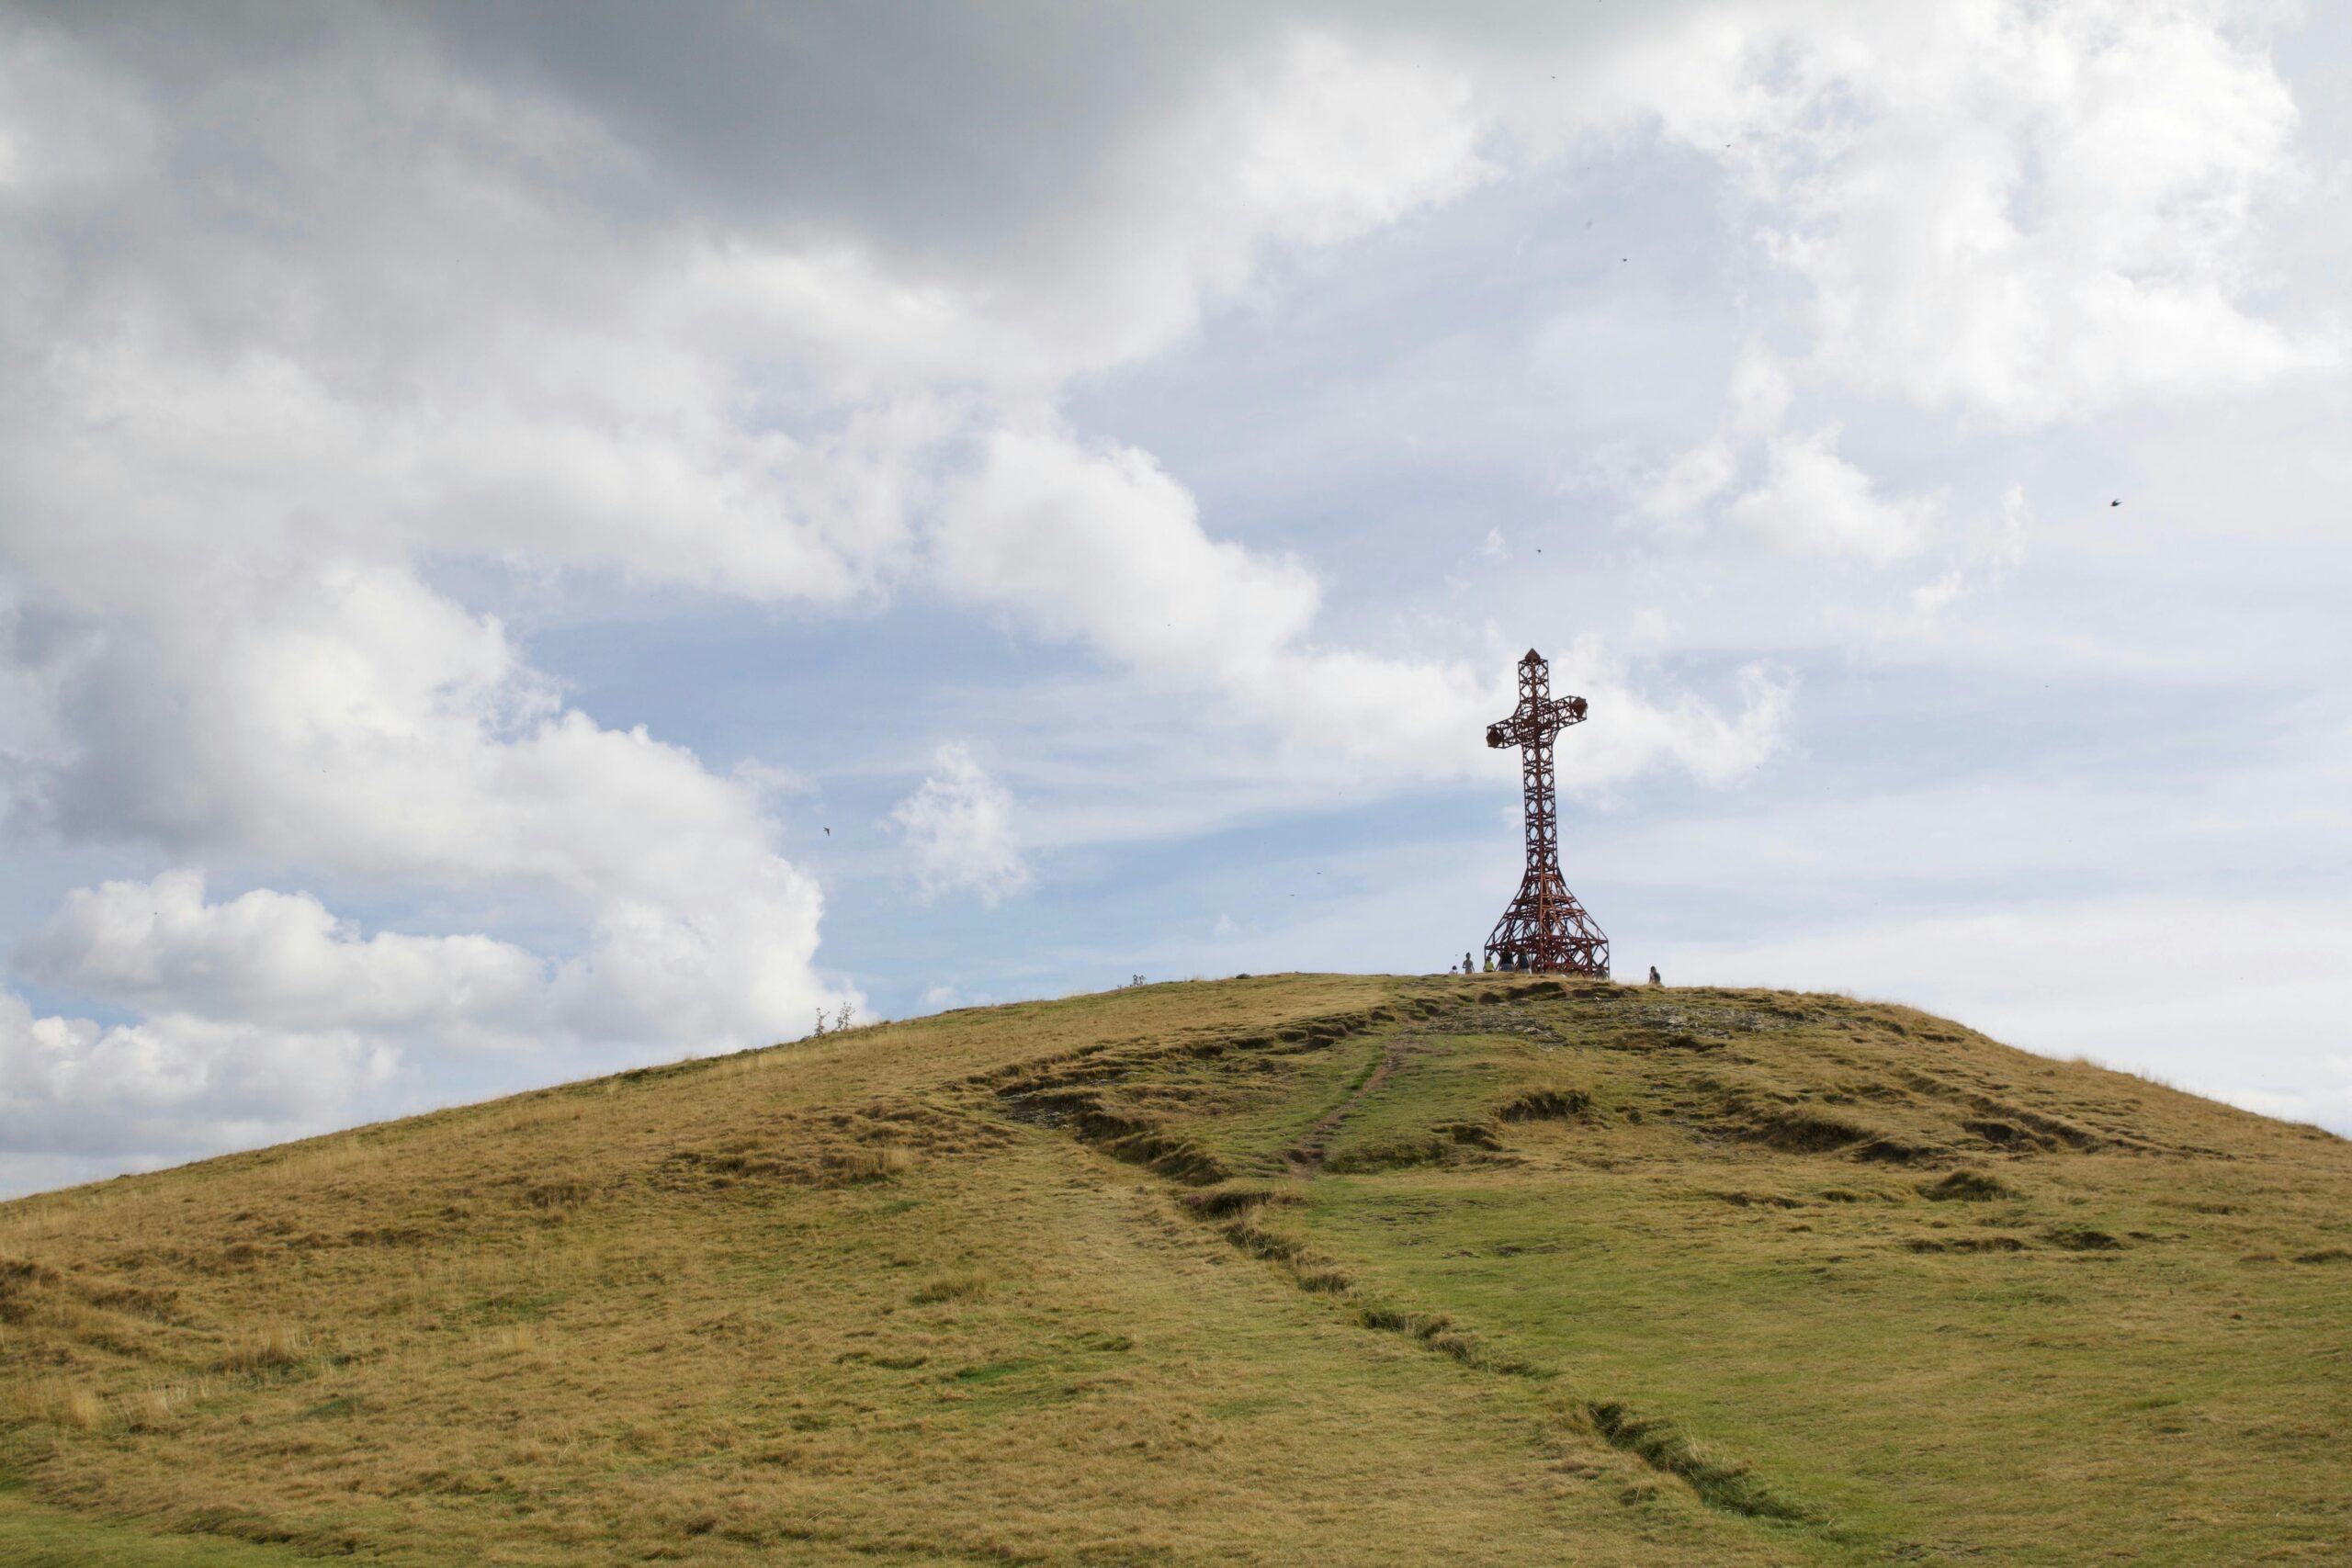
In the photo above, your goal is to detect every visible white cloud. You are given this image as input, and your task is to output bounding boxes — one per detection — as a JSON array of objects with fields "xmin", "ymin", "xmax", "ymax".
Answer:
[
  {"xmin": 1633, "ymin": 438, "xmax": 1736, "ymax": 529},
  {"xmin": 1553, "ymin": 653, "xmax": 1793, "ymax": 793},
  {"xmin": 1611, "ymin": 4, "xmax": 2325, "ymax": 581},
  {"xmin": 941, "ymin": 421, "xmax": 1791, "ymax": 783},
  {"xmin": 1727, "ymin": 422, "xmax": 1940, "ymax": 563},
  {"xmin": 0, "ymin": 986, "xmax": 398, "ymax": 1180},
  {"xmin": 1657, "ymin": 3, "xmax": 2331, "ymax": 424},
  {"xmin": 0, "ymin": 13, "xmax": 1636, "ymax": 796},
  {"xmin": 0, "ymin": 853, "xmax": 843, "ymax": 1181},
  {"xmin": 0, "ymin": 560, "xmax": 849, "ymax": 1171},
  {"xmin": 890, "ymin": 744, "xmax": 1033, "ymax": 906},
  {"xmin": 17, "ymin": 870, "xmax": 541, "ymax": 1041}
]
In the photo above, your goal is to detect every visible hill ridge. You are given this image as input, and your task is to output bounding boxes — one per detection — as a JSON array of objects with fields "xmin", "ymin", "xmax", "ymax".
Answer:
[{"xmin": 5, "ymin": 974, "xmax": 2348, "ymax": 1565}]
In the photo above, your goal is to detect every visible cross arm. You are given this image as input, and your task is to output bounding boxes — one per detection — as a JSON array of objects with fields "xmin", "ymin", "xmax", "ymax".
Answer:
[{"xmin": 1486, "ymin": 694, "xmax": 1588, "ymax": 749}]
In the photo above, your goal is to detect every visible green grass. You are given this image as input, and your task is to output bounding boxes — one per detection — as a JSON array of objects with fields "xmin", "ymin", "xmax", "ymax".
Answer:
[
  {"xmin": 3, "ymin": 973, "xmax": 2347, "ymax": 1563},
  {"xmin": 0, "ymin": 1480, "xmax": 318, "ymax": 1567}
]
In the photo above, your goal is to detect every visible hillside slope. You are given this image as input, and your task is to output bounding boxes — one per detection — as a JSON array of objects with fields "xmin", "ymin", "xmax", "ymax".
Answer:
[{"xmin": 4, "ymin": 974, "xmax": 2348, "ymax": 1565}]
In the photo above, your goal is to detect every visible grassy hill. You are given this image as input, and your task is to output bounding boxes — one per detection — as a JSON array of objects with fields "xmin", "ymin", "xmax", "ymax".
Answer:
[{"xmin": 4, "ymin": 973, "xmax": 2348, "ymax": 1565}]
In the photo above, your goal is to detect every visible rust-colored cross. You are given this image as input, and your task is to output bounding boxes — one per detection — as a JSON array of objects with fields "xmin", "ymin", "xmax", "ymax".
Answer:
[{"xmin": 1483, "ymin": 649, "xmax": 1611, "ymax": 977}]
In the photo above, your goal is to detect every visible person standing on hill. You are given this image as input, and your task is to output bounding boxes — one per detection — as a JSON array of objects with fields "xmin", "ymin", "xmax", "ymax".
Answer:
[{"xmin": 1647, "ymin": 965, "xmax": 1662, "ymax": 986}]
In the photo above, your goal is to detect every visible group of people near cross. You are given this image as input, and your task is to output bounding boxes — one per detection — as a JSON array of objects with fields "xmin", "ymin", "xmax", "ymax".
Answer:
[{"xmin": 1453, "ymin": 950, "xmax": 1662, "ymax": 985}]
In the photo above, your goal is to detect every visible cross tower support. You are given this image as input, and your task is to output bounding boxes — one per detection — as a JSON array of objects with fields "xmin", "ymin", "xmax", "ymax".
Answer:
[{"xmin": 1483, "ymin": 649, "xmax": 1610, "ymax": 977}]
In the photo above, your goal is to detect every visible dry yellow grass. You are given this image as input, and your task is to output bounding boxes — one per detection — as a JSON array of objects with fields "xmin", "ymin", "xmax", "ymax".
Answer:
[{"xmin": 0, "ymin": 972, "xmax": 2346, "ymax": 1565}]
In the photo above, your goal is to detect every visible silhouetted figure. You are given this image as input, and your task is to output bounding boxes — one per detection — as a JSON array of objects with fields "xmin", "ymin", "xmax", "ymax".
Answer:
[
  {"xmin": 1462, "ymin": 952, "xmax": 1474, "ymax": 976},
  {"xmin": 1647, "ymin": 964, "xmax": 1661, "ymax": 986}
]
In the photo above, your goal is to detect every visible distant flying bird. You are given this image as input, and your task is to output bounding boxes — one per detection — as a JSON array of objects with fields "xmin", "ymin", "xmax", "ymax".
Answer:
[
  {"xmin": 823, "ymin": 827, "xmax": 831, "ymax": 835},
  {"xmin": 2110, "ymin": 500, "xmax": 2120, "ymax": 507}
]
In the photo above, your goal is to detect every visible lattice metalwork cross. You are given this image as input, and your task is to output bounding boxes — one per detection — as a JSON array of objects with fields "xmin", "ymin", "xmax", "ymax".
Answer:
[{"xmin": 1482, "ymin": 649, "xmax": 1610, "ymax": 976}]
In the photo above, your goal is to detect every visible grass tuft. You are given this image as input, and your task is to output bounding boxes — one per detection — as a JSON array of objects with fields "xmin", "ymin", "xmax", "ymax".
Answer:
[
  {"xmin": 1918, "ymin": 1169, "xmax": 2019, "ymax": 1202},
  {"xmin": 822, "ymin": 1145, "xmax": 918, "ymax": 1182},
  {"xmin": 910, "ymin": 1272, "xmax": 989, "ymax": 1305},
  {"xmin": 2044, "ymin": 1226, "xmax": 2125, "ymax": 1252},
  {"xmin": 218, "ymin": 1324, "xmax": 308, "ymax": 1374}
]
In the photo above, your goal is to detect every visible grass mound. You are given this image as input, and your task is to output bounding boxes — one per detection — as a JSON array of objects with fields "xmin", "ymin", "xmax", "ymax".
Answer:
[
  {"xmin": 1917, "ymin": 1169, "xmax": 2018, "ymax": 1202},
  {"xmin": 3, "ymin": 973, "xmax": 2348, "ymax": 1565}
]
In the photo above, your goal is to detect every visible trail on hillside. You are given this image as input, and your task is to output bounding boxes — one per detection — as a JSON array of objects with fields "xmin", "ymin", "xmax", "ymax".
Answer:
[{"xmin": 1285, "ymin": 1034, "xmax": 1408, "ymax": 1179}]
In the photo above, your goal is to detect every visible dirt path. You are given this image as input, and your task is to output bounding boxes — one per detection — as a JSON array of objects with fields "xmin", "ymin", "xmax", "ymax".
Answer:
[{"xmin": 1286, "ymin": 1036, "xmax": 1408, "ymax": 1179}]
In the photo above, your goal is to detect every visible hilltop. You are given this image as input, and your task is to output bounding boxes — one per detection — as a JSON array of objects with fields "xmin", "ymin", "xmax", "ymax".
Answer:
[{"xmin": 4, "ymin": 974, "xmax": 2348, "ymax": 1565}]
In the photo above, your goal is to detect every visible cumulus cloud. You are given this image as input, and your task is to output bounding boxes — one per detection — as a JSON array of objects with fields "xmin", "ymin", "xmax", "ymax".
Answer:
[
  {"xmin": 0, "ymin": 985, "xmax": 398, "ymax": 1186},
  {"xmin": 0, "ymin": 852, "xmax": 838, "ymax": 1190},
  {"xmin": 1608, "ymin": 3, "xmax": 2326, "ymax": 570},
  {"xmin": 0, "ymin": 0, "xmax": 2324, "ymax": 1193},
  {"xmin": 1627, "ymin": 2, "xmax": 2329, "ymax": 424},
  {"xmin": 1726, "ymin": 423, "xmax": 1940, "ymax": 564},
  {"xmin": 0, "ymin": 557, "xmax": 847, "ymax": 1173},
  {"xmin": 0, "ymin": 9, "xmax": 1586, "ymax": 785},
  {"xmin": 18, "ymin": 871, "xmax": 541, "ymax": 1041},
  {"xmin": 941, "ymin": 421, "xmax": 1789, "ymax": 780},
  {"xmin": 891, "ymin": 745, "xmax": 1032, "ymax": 907}
]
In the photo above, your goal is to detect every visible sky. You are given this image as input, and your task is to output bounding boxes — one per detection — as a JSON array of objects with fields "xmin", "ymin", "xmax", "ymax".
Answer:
[{"xmin": 2, "ymin": 1, "xmax": 2346, "ymax": 1197}]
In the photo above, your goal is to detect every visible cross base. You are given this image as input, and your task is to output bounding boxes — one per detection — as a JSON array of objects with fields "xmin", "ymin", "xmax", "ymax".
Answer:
[{"xmin": 1483, "ymin": 868, "xmax": 1611, "ymax": 977}]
